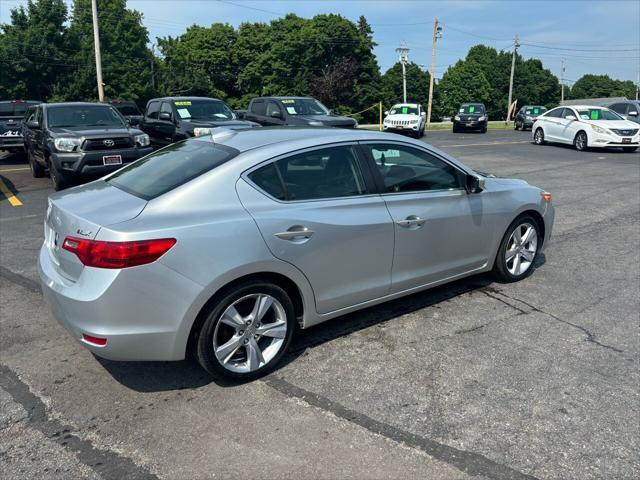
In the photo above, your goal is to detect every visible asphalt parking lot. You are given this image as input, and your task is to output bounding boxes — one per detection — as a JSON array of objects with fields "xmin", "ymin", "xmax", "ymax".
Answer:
[{"xmin": 1, "ymin": 129, "xmax": 639, "ymax": 480}]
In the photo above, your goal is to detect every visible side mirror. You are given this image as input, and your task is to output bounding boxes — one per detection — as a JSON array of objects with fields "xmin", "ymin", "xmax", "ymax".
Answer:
[
  {"xmin": 269, "ymin": 110, "xmax": 282, "ymax": 119},
  {"xmin": 421, "ymin": 112, "xmax": 426, "ymax": 117},
  {"xmin": 628, "ymin": 110, "xmax": 638, "ymax": 117},
  {"xmin": 128, "ymin": 117, "xmax": 139, "ymax": 126},
  {"xmin": 466, "ymin": 174, "xmax": 485, "ymax": 194},
  {"xmin": 328, "ymin": 109, "xmax": 335, "ymax": 115},
  {"xmin": 565, "ymin": 115, "xmax": 576, "ymax": 121},
  {"xmin": 158, "ymin": 112, "xmax": 172, "ymax": 121},
  {"xmin": 26, "ymin": 120, "xmax": 40, "ymax": 129},
  {"xmin": 384, "ymin": 111, "xmax": 389, "ymax": 116}
]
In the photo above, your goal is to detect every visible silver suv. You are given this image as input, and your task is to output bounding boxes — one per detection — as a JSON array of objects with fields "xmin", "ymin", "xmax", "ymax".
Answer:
[{"xmin": 38, "ymin": 128, "xmax": 554, "ymax": 380}]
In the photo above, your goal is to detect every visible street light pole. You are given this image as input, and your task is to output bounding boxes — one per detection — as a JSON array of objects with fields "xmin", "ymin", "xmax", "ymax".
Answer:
[
  {"xmin": 560, "ymin": 59, "xmax": 565, "ymax": 103},
  {"xmin": 426, "ymin": 18, "xmax": 442, "ymax": 129},
  {"xmin": 506, "ymin": 33, "xmax": 519, "ymax": 122},
  {"xmin": 396, "ymin": 43, "xmax": 409, "ymax": 103},
  {"xmin": 91, "ymin": 0, "xmax": 105, "ymax": 102}
]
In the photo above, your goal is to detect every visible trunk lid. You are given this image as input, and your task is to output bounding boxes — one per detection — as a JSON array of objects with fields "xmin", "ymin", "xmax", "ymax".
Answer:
[
  {"xmin": 44, "ymin": 181, "xmax": 147, "ymax": 280},
  {"xmin": 0, "ymin": 116, "xmax": 23, "ymax": 137}
]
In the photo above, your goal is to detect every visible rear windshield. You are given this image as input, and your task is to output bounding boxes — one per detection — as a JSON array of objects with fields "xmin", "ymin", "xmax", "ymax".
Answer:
[
  {"xmin": 525, "ymin": 106, "xmax": 547, "ymax": 115},
  {"xmin": 107, "ymin": 140, "xmax": 239, "ymax": 199},
  {"xmin": 459, "ymin": 104, "xmax": 485, "ymax": 114},
  {"xmin": 0, "ymin": 101, "xmax": 39, "ymax": 117}
]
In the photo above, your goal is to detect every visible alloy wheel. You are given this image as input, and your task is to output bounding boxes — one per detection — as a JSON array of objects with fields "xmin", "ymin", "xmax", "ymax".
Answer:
[
  {"xmin": 213, "ymin": 293, "xmax": 287, "ymax": 373},
  {"xmin": 534, "ymin": 129, "xmax": 544, "ymax": 144},
  {"xmin": 575, "ymin": 132, "xmax": 587, "ymax": 151},
  {"xmin": 505, "ymin": 222, "xmax": 538, "ymax": 276}
]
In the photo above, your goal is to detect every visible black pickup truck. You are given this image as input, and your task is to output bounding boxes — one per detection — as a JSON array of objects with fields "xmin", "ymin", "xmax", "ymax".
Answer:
[
  {"xmin": 22, "ymin": 102, "xmax": 153, "ymax": 190},
  {"xmin": 0, "ymin": 99, "xmax": 40, "ymax": 152},
  {"xmin": 139, "ymin": 96, "xmax": 259, "ymax": 147},
  {"xmin": 245, "ymin": 96, "xmax": 357, "ymax": 128}
]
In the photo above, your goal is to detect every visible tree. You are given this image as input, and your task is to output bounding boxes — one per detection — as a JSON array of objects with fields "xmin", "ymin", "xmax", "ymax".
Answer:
[
  {"xmin": 434, "ymin": 60, "xmax": 492, "ymax": 120},
  {"xmin": 569, "ymin": 74, "xmax": 636, "ymax": 100},
  {"xmin": 0, "ymin": 0, "xmax": 69, "ymax": 100},
  {"xmin": 380, "ymin": 62, "xmax": 430, "ymax": 109},
  {"xmin": 55, "ymin": 0, "xmax": 153, "ymax": 102}
]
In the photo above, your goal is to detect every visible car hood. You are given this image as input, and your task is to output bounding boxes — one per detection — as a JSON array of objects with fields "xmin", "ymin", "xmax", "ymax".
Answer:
[
  {"xmin": 49, "ymin": 126, "xmax": 139, "ymax": 137},
  {"xmin": 297, "ymin": 114, "xmax": 357, "ymax": 126},
  {"xmin": 182, "ymin": 119, "xmax": 260, "ymax": 129}
]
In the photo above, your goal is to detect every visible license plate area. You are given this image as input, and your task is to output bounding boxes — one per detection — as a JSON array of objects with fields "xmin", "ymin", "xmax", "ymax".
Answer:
[
  {"xmin": 622, "ymin": 138, "xmax": 631, "ymax": 144},
  {"xmin": 103, "ymin": 154, "xmax": 122, "ymax": 165}
]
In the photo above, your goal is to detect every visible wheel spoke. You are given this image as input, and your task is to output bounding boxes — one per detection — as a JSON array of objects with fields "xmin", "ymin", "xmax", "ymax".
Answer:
[
  {"xmin": 522, "ymin": 249, "xmax": 534, "ymax": 262},
  {"xmin": 220, "ymin": 305, "xmax": 245, "ymax": 330},
  {"xmin": 215, "ymin": 335, "xmax": 243, "ymax": 364},
  {"xmin": 256, "ymin": 320, "xmax": 287, "ymax": 339},
  {"xmin": 512, "ymin": 254, "xmax": 521, "ymax": 275},
  {"xmin": 521, "ymin": 226, "xmax": 533, "ymax": 244},
  {"xmin": 505, "ymin": 246, "xmax": 518, "ymax": 262},
  {"xmin": 246, "ymin": 338, "xmax": 265, "ymax": 370},
  {"xmin": 251, "ymin": 294, "xmax": 274, "ymax": 323},
  {"xmin": 513, "ymin": 227, "xmax": 522, "ymax": 245}
]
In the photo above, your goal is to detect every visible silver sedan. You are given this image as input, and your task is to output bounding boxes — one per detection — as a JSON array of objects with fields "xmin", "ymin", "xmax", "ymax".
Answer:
[{"xmin": 38, "ymin": 128, "xmax": 554, "ymax": 380}]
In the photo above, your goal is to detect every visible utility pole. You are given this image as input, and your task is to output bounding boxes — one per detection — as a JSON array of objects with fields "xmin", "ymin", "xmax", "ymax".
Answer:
[
  {"xmin": 506, "ymin": 33, "xmax": 520, "ymax": 122},
  {"xmin": 560, "ymin": 59, "xmax": 566, "ymax": 103},
  {"xmin": 426, "ymin": 18, "xmax": 442, "ymax": 129},
  {"xmin": 636, "ymin": 71, "xmax": 639, "ymax": 101},
  {"xmin": 150, "ymin": 43, "xmax": 156, "ymax": 92},
  {"xmin": 396, "ymin": 43, "xmax": 409, "ymax": 103},
  {"xmin": 91, "ymin": 0, "xmax": 105, "ymax": 102}
]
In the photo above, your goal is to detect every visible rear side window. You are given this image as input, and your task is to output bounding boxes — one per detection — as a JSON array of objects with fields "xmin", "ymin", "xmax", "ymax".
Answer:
[
  {"xmin": 146, "ymin": 101, "xmax": 160, "ymax": 119},
  {"xmin": 248, "ymin": 163, "xmax": 286, "ymax": 200},
  {"xmin": 108, "ymin": 140, "xmax": 239, "ymax": 199},
  {"xmin": 250, "ymin": 100, "xmax": 266, "ymax": 116}
]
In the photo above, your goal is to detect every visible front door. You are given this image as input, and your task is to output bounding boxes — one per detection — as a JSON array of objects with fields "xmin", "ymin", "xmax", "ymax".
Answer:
[
  {"xmin": 360, "ymin": 142, "xmax": 495, "ymax": 293},
  {"xmin": 237, "ymin": 143, "xmax": 394, "ymax": 314}
]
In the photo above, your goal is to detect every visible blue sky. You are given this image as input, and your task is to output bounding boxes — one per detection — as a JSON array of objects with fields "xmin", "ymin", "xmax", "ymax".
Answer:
[{"xmin": 2, "ymin": 0, "xmax": 639, "ymax": 86}]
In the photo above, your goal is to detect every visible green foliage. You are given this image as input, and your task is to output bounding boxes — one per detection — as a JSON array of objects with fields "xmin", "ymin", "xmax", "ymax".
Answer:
[
  {"xmin": 380, "ymin": 62, "xmax": 431, "ymax": 111},
  {"xmin": 435, "ymin": 60, "xmax": 492, "ymax": 119},
  {"xmin": 569, "ymin": 74, "xmax": 636, "ymax": 100}
]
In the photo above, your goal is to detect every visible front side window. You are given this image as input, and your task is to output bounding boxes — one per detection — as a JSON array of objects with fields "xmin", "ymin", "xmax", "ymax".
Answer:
[
  {"xmin": 172, "ymin": 99, "xmax": 234, "ymax": 121},
  {"xmin": 108, "ymin": 140, "xmax": 239, "ymax": 199},
  {"xmin": 47, "ymin": 105, "xmax": 125, "ymax": 128},
  {"xmin": 364, "ymin": 144, "xmax": 464, "ymax": 193},
  {"xmin": 561, "ymin": 108, "xmax": 576, "ymax": 119},
  {"xmin": 250, "ymin": 145, "xmax": 367, "ymax": 201}
]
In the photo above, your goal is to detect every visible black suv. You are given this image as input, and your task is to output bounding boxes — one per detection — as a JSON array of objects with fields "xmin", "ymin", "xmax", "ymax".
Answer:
[
  {"xmin": 22, "ymin": 102, "xmax": 153, "ymax": 190},
  {"xmin": 109, "ymin": 100, "xmax": 143, "ymax": 126},
  {"xmin": 139, "ymin": 96, "xmax": 259, "ymax": 147},
  {"xmin": 245, "ymin": 96, "xmax": 357, "ymax": 128},
  {"xmin": 514, "ymin": 105, "xmax": 547, "ymax": 131},
  {"xmin": 0, "ymin": 99, "xmax": 40, "ymax": 152},
  {"xmin": 453, "ymin": 103, "xmax": 488, "ymax": 133}
]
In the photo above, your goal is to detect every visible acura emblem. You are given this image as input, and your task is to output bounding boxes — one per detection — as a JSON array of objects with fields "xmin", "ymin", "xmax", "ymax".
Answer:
[{"xmin": 103, "ymin": 139, "xmax": 115, "ymax": 147}]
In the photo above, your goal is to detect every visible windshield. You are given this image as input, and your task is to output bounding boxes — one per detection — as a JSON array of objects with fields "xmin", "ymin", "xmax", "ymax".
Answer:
[
  {"xmin": 108, "ymin": 140, "xmax": 239, "ymax": 199},
  {"xmin": 173, "ymin": 100, "xmax": 234, "ymax": 121},
  {"xmin": 459, "ymin": 104, "xmax": 485, "ymax": 114},
  {"xmin": 280, "ymin": 98, "xmax": 329, "ymax": 116},
  {"xmin": 389, "ymin": 105, "xmax": 419, "ymax": 115},
  {"xmin": 525, "ymin": 106, "xmax": 547, "ymax": 116},
  {"xmin": 47, "ymin": 105, "xmax": 125, "ymax": 128},
  {"xmin": 0, "ymin": 101, "xmax": 39, "ymax": 117},
  {"xmin": 575, "ymin": 108, "xmax": 622, "ymax": 121},
  {"xmin": 114, "ymin": 104, "xmax": 141, "ymax": 116}
]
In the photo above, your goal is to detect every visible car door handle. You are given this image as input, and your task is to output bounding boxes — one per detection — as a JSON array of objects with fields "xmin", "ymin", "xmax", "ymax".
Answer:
[
  {"xmin": 274, "ymin": 226, "xmax": 315, "ymax": 242},
  {"xmin": 396, "ymin": 215, "xmax": 426, "ymax": 229}
]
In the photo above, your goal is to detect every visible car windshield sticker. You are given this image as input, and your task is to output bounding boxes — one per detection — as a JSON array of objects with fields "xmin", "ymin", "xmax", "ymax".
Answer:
[
  {"xmin": 459, "ymin": 108, "xmax": 465, "ymax": 113},
  {"xmin": 401, "ymin": 107, "xmax": 408, "ymax": 114},
  {"xmin": 469, "ymin": 106, "xmax": 475, "ymax": 113},
  {"xmin": 590, "ymin": 110, "xmax": 600, "ymax": 120},
  {"xmin": 286, "ymin": 107, "xmax": 297, "ymax": 114},
  {"xmin": 174, "ymin": 101, "xmax": 191, "ymax": 106},
  {"xmin": 177, "ymin": 108, "xmax": 191, "ymax": 119},
  {"xmin": 281, "ymin": 99, "xmax": 295, "ymax": 104},
  {"xmin": 533, "ymin": 108, "xmax": 540, "ymax": 114}
]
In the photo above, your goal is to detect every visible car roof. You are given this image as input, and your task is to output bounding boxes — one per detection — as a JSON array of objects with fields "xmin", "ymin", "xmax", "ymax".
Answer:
[
  {"xmin": 563, "ymin": 105, "xmax": 610, "ymax": 110},
  {"xmin": 254, "ymin": 96, "xmax": 314, "ymax": 101},
  {"xmin": 194, "ymin": 127, "xmax": 416, "ymax": 154},
  {"xmin": 150, "ymin": 96, "xmax": 224, "ymax": 102},
  {"xmin": 44, "ymin": 102, "xmax": 114, "ymax": 108}
]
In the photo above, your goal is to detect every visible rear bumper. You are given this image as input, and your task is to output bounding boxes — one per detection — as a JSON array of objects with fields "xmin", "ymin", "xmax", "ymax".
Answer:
[
  {"xmin": 51, "ymin": 146, "xmax": 153, "ymax": 177},
  {"xmin": 38, "ymin": 244, "xmax": 202, "ymax": 361}
]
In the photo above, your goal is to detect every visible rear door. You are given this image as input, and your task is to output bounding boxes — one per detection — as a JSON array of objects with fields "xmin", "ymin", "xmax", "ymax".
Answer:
[
  {"xmin": 237, "ymin": 143, "xmax": 394, "ymax": 314},
  {"xmin": 360, "ymin": 142, "xmax": 495, "ymax": 293}
]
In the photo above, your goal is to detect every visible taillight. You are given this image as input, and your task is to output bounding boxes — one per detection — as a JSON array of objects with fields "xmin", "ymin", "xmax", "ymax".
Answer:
[{"xmin": 62, "ymin": 237, "xmax": 176, "ymax": 269}]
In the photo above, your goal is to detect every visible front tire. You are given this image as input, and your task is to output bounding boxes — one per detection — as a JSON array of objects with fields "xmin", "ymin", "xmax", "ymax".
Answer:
[
  {"xmin": 49, "ymin": 160, "xmax": 70, "ymax": 191},
  {"xmin": 534, "ymin": 127, "xmax": 545, "ymax": 145},
  {"xmin": 452, "ymin": 124, "xmax": 459, "ymax": 133},
  {"xmin": 196, "ymin": 281, "xmax": 295, "ymax": 381},
  {"xmin": 493, "ymin": 215, "xmax": 540, "ymax": 283},
  {"xmin": 574, "ymin": 131, "xmax": 588, "ymax": 151},
  {"xmin": 480, "ymin": 125, "xmax": 487, "ymax": 133},
  {"xmin": 27, "ymin": 148, "xmax": 45, "ymax": 178}
]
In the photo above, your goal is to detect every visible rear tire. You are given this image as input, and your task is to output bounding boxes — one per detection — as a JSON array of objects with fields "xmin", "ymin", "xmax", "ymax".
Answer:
[
  {"xmin": 622, "ymin": 147, "xmax": 637, "ymax": 153},
  {"xmin": 195, "ymin": 280, "xmax": 296, "ymax": 381},
  {"xmin": 493, "ymin": 214, "xmax": 541, "ymax": 283},
  {"xmin": 574, "ymin": 131, "xmax": 588, "ymax": 151},
  {"xmin": 27, "ymin": 148, "xmax": 45, "ymax": 178},
  {"xmin": 514, "ymin": 122, "xmax": 520, "ymax": 131},
  {"xmin": 534, "ymin": 127, "xmax": 545, "ymax": 145}
]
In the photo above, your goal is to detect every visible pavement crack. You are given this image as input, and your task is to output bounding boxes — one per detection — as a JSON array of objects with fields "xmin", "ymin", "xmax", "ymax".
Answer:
[
  {"xmin": 264, "ymin": 375, "xmax": 539, "ymax": 480},
  {"xmin": 0, "ymin": 364, "xmax": 158, "ymax": 480},
  {"xmin": 483, "ymin": 288, "xmax": 624, "ymax": 354}
]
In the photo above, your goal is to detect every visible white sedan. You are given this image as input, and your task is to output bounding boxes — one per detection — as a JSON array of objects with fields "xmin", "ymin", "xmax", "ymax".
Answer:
[{"xmin": 532, "ymin": 105, "xmax": 639, "ymax": 152}]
